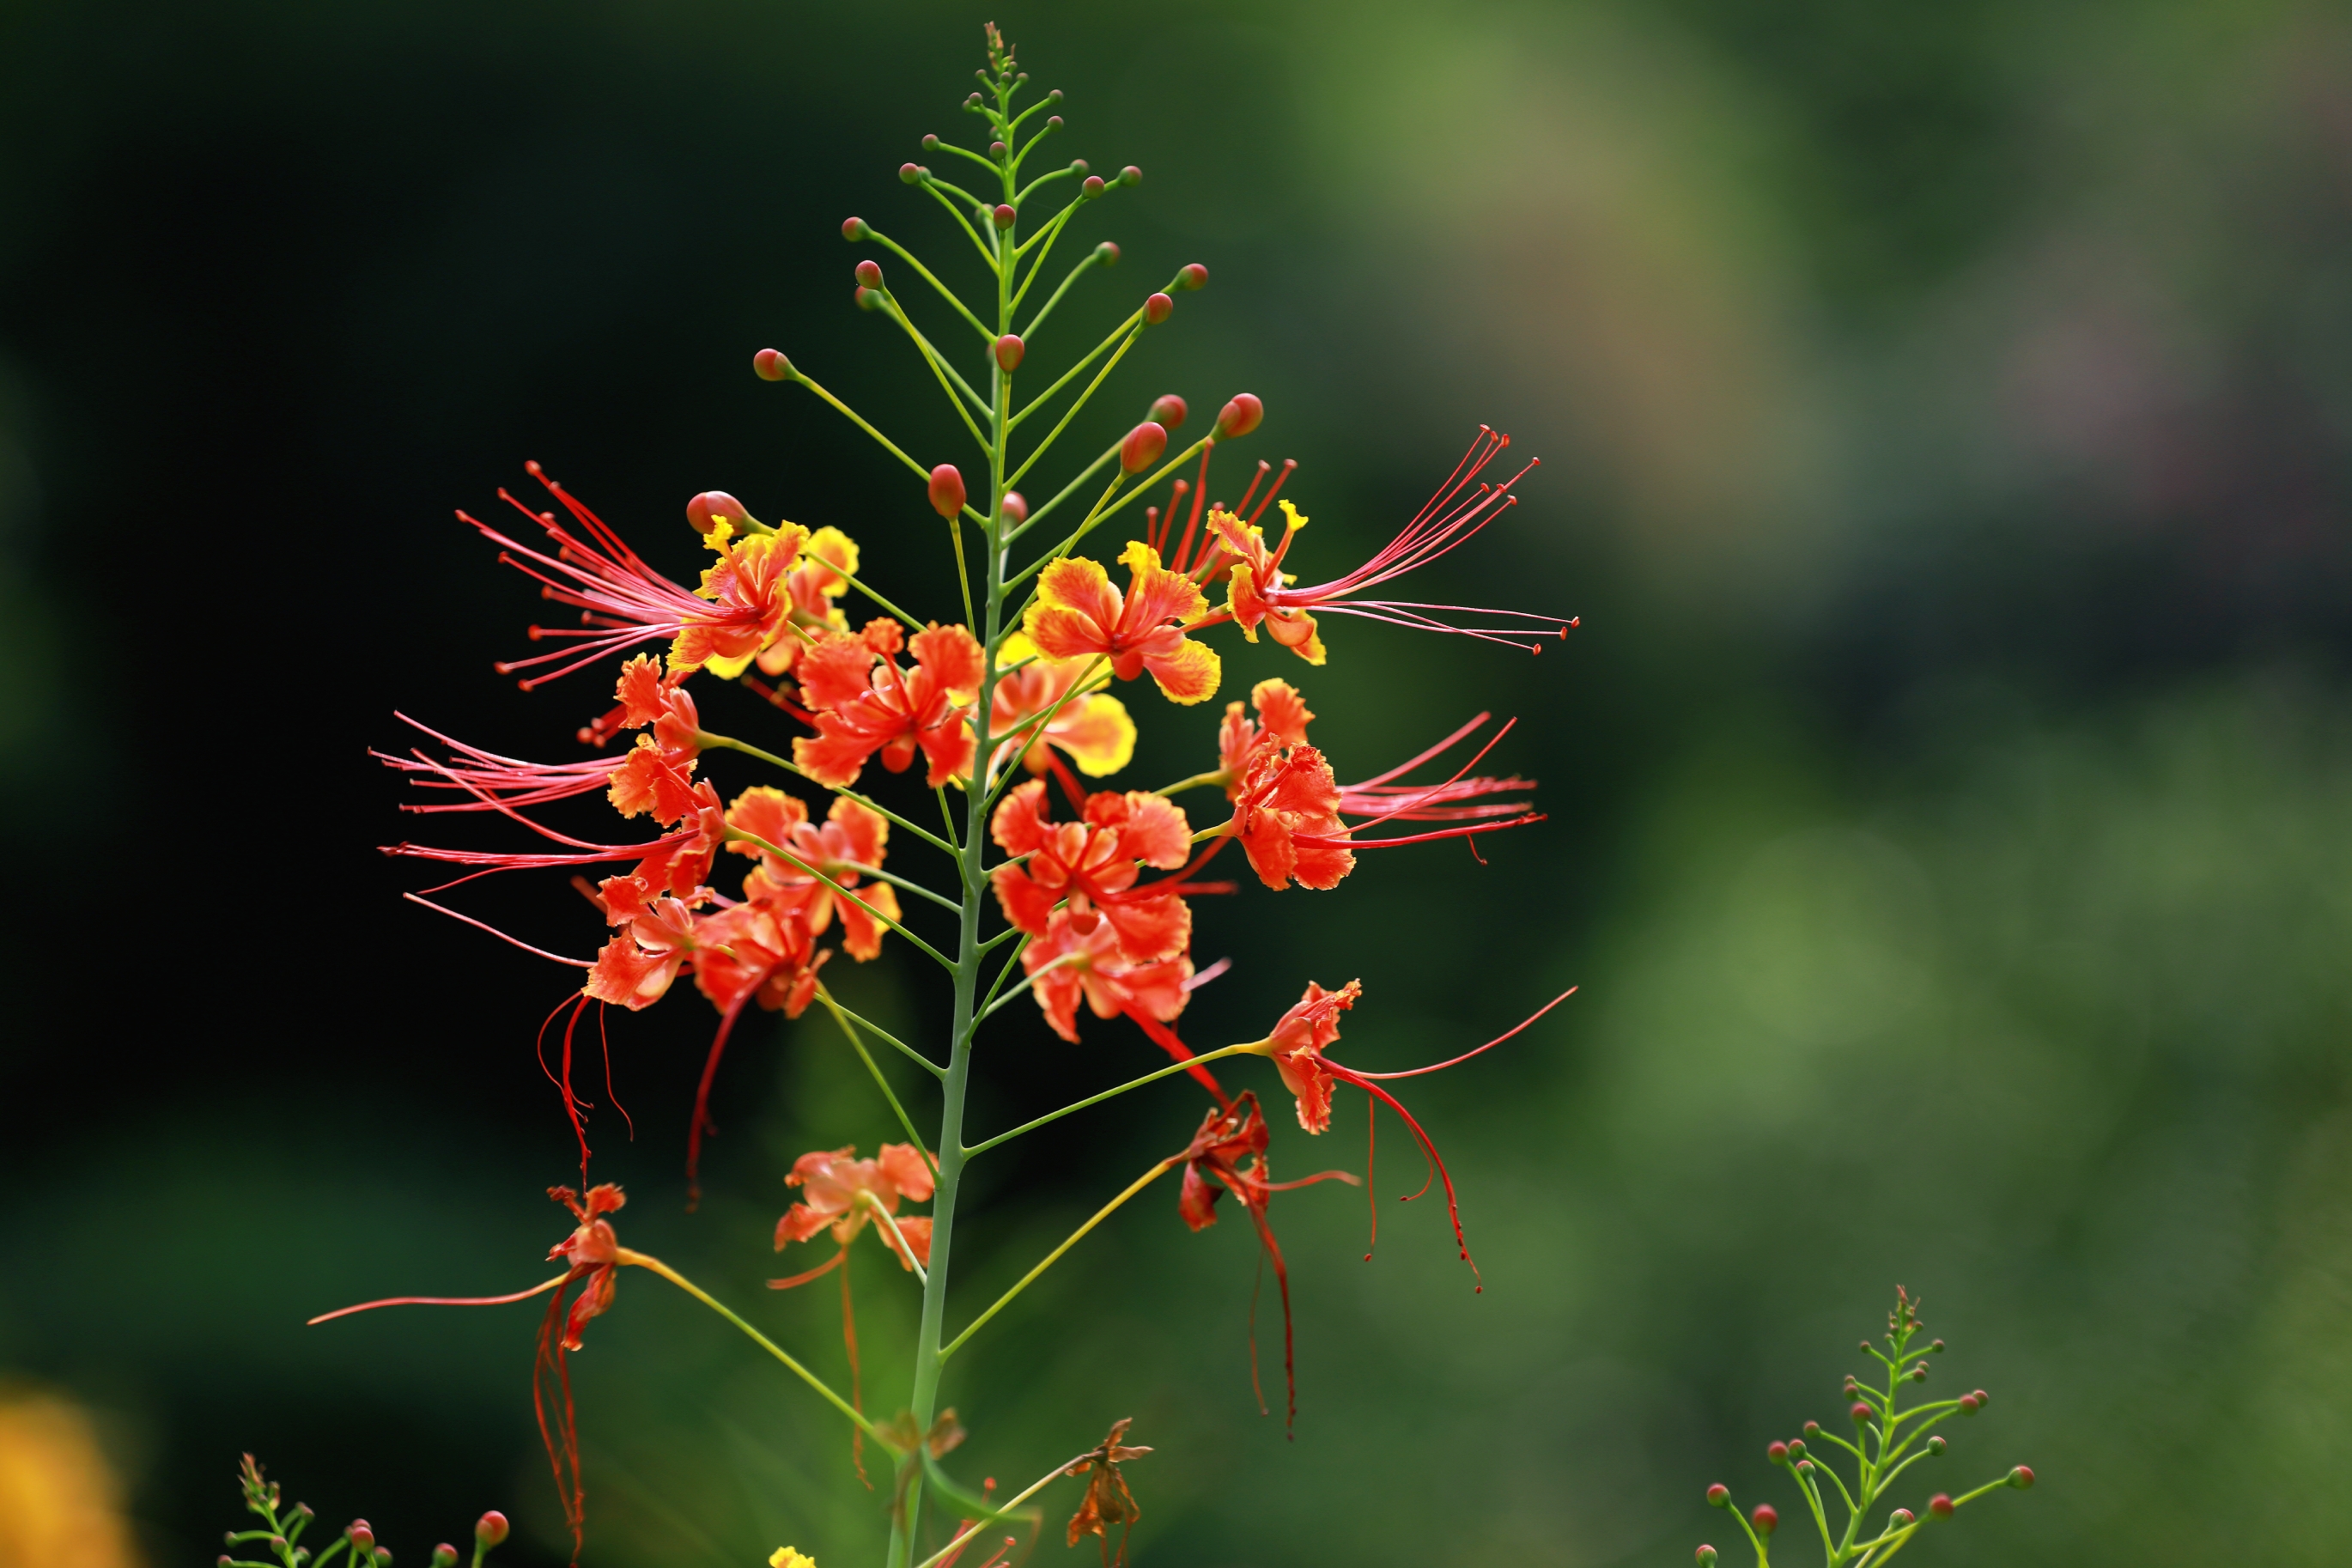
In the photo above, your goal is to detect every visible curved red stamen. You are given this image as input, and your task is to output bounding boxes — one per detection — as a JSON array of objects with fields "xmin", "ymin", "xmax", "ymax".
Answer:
[{"xmin": 306, "ymin": 1273, "xmax": 570, "ymax": 1324}]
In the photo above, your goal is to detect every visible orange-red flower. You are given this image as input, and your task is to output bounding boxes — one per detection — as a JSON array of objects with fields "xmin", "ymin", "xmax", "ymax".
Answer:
[
  {"xmin": 752, "ymin": 526, "xmax": 861, "ymax": 677},
  {"xmin": 1207, "ymin": 678, "xmax": 1543, "ymax": 890},
  {"xmin": 981, "ymin": 630, "xmax": 1136, "ymax": 787},
  {"xmin": 1174, "ymin": 1091, "xmax": 1357, "ymax": 1431},
  {"xmin": 387, "ymin": 779, "xmax": 727, "ymax": 900},
  {"xmin": 465, "ymin": 462, "xmax": 812, "ymax": 687},
  {"xmin": 1206, "ymin": 428, "xmax": 1575, "ymax": 656},
  {"xmin": 793, "ymin": 619, "xmax": 985, "ymax": 787},
  {"xmin": 1022, "ymin": 541, "xmax": 1220, "ymax": 704},
  {"xmin": 989, "ymin": 780, "xmax": 1197, "ymax": 962},
  {"xmin": 773, "ymin": 1144, "xmax": 936, "ymax": 1274},
  {"xmin": 725, "ymin": 787, "xmax": 903, "ymax": 961},
  {"xmin": 1018, "ymin": 908, "xmax": 1194, "ymax": 1043}
]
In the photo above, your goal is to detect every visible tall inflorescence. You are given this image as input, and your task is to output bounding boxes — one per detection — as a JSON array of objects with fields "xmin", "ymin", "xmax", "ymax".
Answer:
[
  {"xmin": 324, "ymin": 22, "xmax": 1577, "ymax": 1568},
  {"xmin": 1693, "ymin": 1288, "xmax": 2037, "ymax": 1568}
]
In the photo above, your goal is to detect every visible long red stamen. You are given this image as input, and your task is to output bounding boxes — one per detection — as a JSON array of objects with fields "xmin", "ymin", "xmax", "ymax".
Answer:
[
  {"xmin": 402, "ymin": 894, "xmax": 593, "ymax": 968},
  {"xmin": 766, "ymin": 1249, "xmax": 848, "ymax": 1290},
  {"xmin": 687, "ymin": 982, "xmax": 768, "ymax": 1208},
  {"xmin": 1348, "ymin": 988, "xmax": 1578, "ymax": 1080},
  {"xmin": 306, "ymin": 1273, "xmax": 570, "ymax": 1324},
  {"xmin": 1170, "ymin": 447, "xmax": 1215, "ymax": 575},
  {"xmin": 532, "ymin": 1281, "xmax": 588, "ymax": 1564},
  {"xmin": 1321, "ymin": 1065, "xmax": 1480, "ymax": 1289}
]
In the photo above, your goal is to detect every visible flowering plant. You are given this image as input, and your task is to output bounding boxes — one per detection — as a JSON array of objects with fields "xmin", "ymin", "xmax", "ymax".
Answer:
[
  {"xmin": 314, "ymin": 25, "xmax": 1575, "ymax": 1567},
  {"xmin": 1693, "ymin": 1289, "xmax": 2037, "ymax": 1567}
]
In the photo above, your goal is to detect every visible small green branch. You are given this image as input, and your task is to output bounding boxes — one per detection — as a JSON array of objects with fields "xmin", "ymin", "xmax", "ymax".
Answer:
[
  {"xmin": 861, "ymin": 225, "xmax": 996, "ymax": 343},
  {"xmin": 618, "ymin": 1249, "xmax": 890, "ymax": 1447},
  {"xmin": 817, "ymin": 990, "xmax": 941, "ymax": 1184},
  {"xmin": 822, "ymin": 991, "xmax": 947, "ymax": 1081},
  {"xmin": 939, "ymin": 1158, "xmax": 1177, "ymax": 1360},
  {"xmin": 1005, "ymin": 309, "xmax": 1143, "ymax": 435},
  {"xmin": 963, "ymin": 1042, "xmax": 1255, "ymax": 1157}
]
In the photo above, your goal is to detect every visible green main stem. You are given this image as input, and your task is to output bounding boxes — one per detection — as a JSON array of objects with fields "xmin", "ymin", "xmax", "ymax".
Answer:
[{"xmin": 888, "ymin": 93, "xmax": 1023, "ymax": 1568}]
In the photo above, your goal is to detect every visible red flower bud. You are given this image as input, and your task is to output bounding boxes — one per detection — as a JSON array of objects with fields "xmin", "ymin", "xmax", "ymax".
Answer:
[
  {"xmin": 1929, "ymin": 1494, "xmax": 1955, "ymax": 1519},
  {"xmin": 1802, "ymin": 1420, "xmax": 1821, "ymax": 1437},
  {"xmin": 1695, "ymin": 1547, "xmax": 1717, "ymax": 1567},
  {"xmin": 1149, "ymin": 394, "xmax": 1188, "ymax": 429},
  {"xmin": 1000, "ymin": 490, "xmax": 1029, "ymax": 525},
  {"xmin": 854, "ymin": 258, "xmax": 884, "ymax": 290},
  {"xmin": 1928, "ymin": 1435, "xmax": 1947, "ymax": 1455},
  {"xmin": 841, "ymin": 216, "xmax": 868, "ymax": 240},
  {"xmin": 1960, "ymin": 1393, "xmax": 1980, "ymax": 1414},
  {"xmin": 922, "ymin": 133, "xmax": 940, "ymax": 149},
  {"xmin": 1119, "ymin": 165, "xmax": 1141, "ymax": 185},
  {"xmin": 899, "ymin": 162, "xmax": 922, "ymax": 185},
  {"xmin": 1890, "ymin": 1509, "xmax": 1915, "ymax": 1527},
  {"xmin": 1215, "ymin": 392, "xmax": 1263, "ymax": 438},
  {"xmin": 988, "ymin": 141, "xmax": 1007, "ymax": 159},
  {"xmin": 928, "ymin": 464, "xmax": 967, "ymax": 520},
  {"xmin": 1705, "ymin": 1484, "xmax": 1729, "ymax": 1508},
  {"xmin": 995, "ymin": 334, "xmax": 1024, "ymax": 372},
  {"xmin": 1851, "ymin": 1401, "xmax": 1874, "ymax": 1423},
  {"xmin": 1766, "ymin": 1441, "xmax": 1789, "ymax": 1466},
  {"xmin": 1930, "ymin": 1339, "xmax": 1946, "ymax": 1352},
  {"xmin": 1971, "ymin": 1389, "xmax": 1989, "ymax": 1407},
  {"xmin": 993, "ymin": 203, "xmax": 1017, "ymax": 228},
  {"xmin": 475, "ymin": 1512, "xmax": 510, "ymax": 1546},
  {"xmin": 1120, "ymin": 421, "xmax": 1168, "ymax": 474},
  {"xmin": 685, "ymin": 490, "xmax": 749, "ymax": 534},
  {"xmin": 2009, "ymin": 1465, "xmax": 2034, "ymax": 1489},
  {"xmin": 1750, "ymin": 1504, "xmax": 1778, "ymax": 1536},
  {"xmin": 1049, "ymin": 115, "xmax": 1065, "ymax": 130},
  {"xmin": 348, "ymin": 1525, "xmax": 376, "ymax": 1553},
  {"xmin": 854, "ymin": 286, "xmax": 884, "ymax": 312},
  {"xmin": 1176, "ymin": 262, "xmax": 1208, "ymax": 291},
  {"xmin": 1143, "ymin": 292, "xmax": 1174, "ymax": 325},
  {"xmin": 1911, "ymin": 1364, "xmax": 1929, "ymax": 1382},
  {"xmin": 1095, "ymin": 240, "xmax": 1119, "ymax": 265},
  {"xmin": 1787, "ymin": 1439, "xmax": 1807, "ymax": 1459},
  {"xmin": 753, "ymin": 348, "xmax": 792, "ymax": 382},
  {"xmin": 1068, "ymin": 155, "xmax": 1085, "ymax": 173},
  {"xmin": 1083, "ymin": 174, "xmax": 1106, "ymax": 198},
  {"xmin": 1796, "ymin": 1458, "xmax": 1814, "ymax": 1473},
  {"xmin": 431, "ymin": 1547, "xmax": 458, "ymax": 1568}
]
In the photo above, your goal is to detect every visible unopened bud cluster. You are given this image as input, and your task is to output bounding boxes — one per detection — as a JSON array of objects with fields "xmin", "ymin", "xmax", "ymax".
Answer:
[{"xmin": 1694, "ymin": 1289, "xmax": 2037, "ymax": 1565}]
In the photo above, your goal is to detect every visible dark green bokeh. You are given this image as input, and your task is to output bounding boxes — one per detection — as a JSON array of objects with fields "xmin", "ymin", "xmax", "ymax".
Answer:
[{"xmin": 3, "ymin": 2, "xmax": 2349, "ymax": 1565}]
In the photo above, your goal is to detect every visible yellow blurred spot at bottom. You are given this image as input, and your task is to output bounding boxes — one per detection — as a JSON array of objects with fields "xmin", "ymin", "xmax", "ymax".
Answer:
[
  {"xmin": 768, "ymin": 1549, "xmax": 817, "ymax": 1568},
  {"xmin": 0, "ymin": 1390, "xmax": 142, "ymax": 1568}
]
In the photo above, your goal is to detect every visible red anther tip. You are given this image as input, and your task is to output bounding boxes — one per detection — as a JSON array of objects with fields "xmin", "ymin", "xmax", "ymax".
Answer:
[
  {"xmin": 854, "ymin": 258, "xmax": 884, "ymax": 289},
  {"xmin": 2009, "ymin": 1465, "xmax": 2034, "ymax": 1489},
  {"xmin": 1000, "ymin": 490, "xmax": 1029, "ymax": 525},
  {"xmin": 1120, "ymin": 165, "xmax": 1142, "ymax": 185},
  {"xmin": 474, "ymin": 1512, "xmax": 509, "ymax": 1546},
  {"xmin": 524, "ymin": 459, "xmax": 544, "ymax": 476},
  {"xmin": 1750, "ymin": 1504, "xmax": 1778, "ymax": 1536},
  {"xmin": 1705, "ymin": 1484, "xmax": 1729, "ymax": 1507},
  {"xmin": 1766, "ymin": 1441, "xmax": 1789, "ymax": 1465},
  {"xmin": 1179, "ymin": 262, "xmax": 1208, "ymax": 290},
  {"xmin": 899, "ymin": 161, "xmax": 921, "ymax": 185},
  {"xmin": 994, "ymin": 333, "xmax": 1025, "ymax": 372},
  {"xmin": 1120, "ymin": 421, "xmax": 1169, "ymax": 475},
  {"xmin": 1144, "ymin": 291, "xmax": 1174, "ymax": 325},
  {"xmin": 753, "ymin": 347, "xmax": 791, "ymax": 381},
  {"xmin": 685, "ymin": 490, "xmax": 748, "ymax": 534},
  {"xmin": 1215, "ymin": 392, "xmax": 1264, "ymax": 438},
  {"xmin": 993, "ymin": 203, "xmax": 1018, "ymax": 228},
  {"xmin": 1928, "ymin": 1494, "xmax": 1954, "ymax": 1519},
  {"xmin": 1083, "ymin": 174, "xmax": 1106, "ymax": 198},
  {"xmin": 1149, "ymin": 393, "xmax": 1188, "ymax": 429},
  {"xmin": 928, "ymin": 464, "xmax": 967, "ymax": 520},
  {"xmin": 841, "ymin": 216, "xmax": 867, "ymax": 240},
  {"xmin": 1851, "ymin": 1401, "xmax": 1873, "ymax": 1423}
]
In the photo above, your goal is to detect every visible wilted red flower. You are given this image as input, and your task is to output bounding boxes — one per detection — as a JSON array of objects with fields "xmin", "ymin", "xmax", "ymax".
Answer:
[
  {"xmin": 1023, "ymin": 541, "xmax": 1220, "ymax": 704},
  {"xmin": 1061, "ymin": 1419, "xmax": 1152, "ymax": 1567},
  {"xmin": 1175, "ymin": 1091, "xmax": 1357, "ymax": 1431},
  {"xmin": 989, "ymin": 781, "xmax": 1196, "ymax": 962},
  {"xmin": 793, "ymin": 619, "xmax": 985, "ymax": 787},
  {"xmin": 773, "ymin": 1144, "xmax": 936, "ymax": 1273}
]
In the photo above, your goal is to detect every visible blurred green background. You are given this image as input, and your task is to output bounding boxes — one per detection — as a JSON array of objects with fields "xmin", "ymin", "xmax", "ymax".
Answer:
[{"xmin": 3, "ymin": 1, "xmax": 2349, "ymax": 1565}]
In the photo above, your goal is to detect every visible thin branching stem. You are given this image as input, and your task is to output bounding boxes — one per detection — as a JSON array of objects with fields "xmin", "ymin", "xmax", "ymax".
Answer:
[
  {"xmin": 938, "ymin": 1158, "xmax": 1178, "ymax": 1360},
  {"xmin": 963, "ymin": 1042, "xmax": 1257, "ymax": 1157}
]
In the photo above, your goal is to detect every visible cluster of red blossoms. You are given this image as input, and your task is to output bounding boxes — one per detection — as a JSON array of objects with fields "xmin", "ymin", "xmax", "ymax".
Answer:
[{"xmin": 383, "ymin": 437, "xmax": 1564, "ymax": 1190}]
